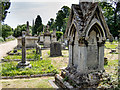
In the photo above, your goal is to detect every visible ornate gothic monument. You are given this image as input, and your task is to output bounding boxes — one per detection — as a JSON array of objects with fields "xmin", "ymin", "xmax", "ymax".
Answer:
[{"xmin": 55, "ymin": 2, "xmax": 113, "ymax": 88}]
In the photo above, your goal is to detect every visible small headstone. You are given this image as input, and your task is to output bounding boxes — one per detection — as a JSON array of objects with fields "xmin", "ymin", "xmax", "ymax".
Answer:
[{"xmin": 50, "ymin": 42, "xmax": 62, "ymax": 57}]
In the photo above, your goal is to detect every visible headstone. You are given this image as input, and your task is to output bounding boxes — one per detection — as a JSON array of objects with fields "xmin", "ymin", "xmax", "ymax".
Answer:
[
  {"xmin": 50, "ymin": 42, "xmax": 62, "ymax": 57},
  {"xmin": 55, "ymin": 2, "xmax": 113, "ymax": 88},
  {"xmin": 17, "ymin": 31, "xmax": 32, "ymax": 68}
]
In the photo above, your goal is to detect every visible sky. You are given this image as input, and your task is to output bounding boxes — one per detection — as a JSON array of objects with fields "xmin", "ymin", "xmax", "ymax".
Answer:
[{"xmin": 4, "ymin": 0, "xmax": 79, "ymax": 29}]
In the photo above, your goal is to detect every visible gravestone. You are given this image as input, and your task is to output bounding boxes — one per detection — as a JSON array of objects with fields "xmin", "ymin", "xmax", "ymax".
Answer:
[
  {"xmin": 50, "ymin": 42, "xmax": 62, "ymax": 57},
  {"xmin": 55, "ymin": 2, "xmax": 113, "ymax": 88},
  {"xmin": 17, "ymin": 31, "xmax": 32, "ymax": 68}
]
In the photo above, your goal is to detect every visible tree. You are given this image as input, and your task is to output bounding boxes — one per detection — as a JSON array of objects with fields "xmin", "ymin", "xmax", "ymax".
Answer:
[
  {"xmin": 47, "ymin": 18, "xmax": 54, "ymax": 31},
  {"xmin": 0, "ymin": 0, "xmax": 11, "ymax": 37},
  {"xmin": 0, "ymin": 0, "xmax": 11, "ymax": 22},
  {"xmin": 33, "ymin": 15, "xmax": 43, "ymax": 36},
  {"xmin": 13, "ymin": 24, "xmax": 31, "ymax": 37},
  {"xmin": 55, "ymin": 6, "xmax": 70, "ymax": 32},
  {"xmin": 99, "ymin": 1, "xmax": 120, "ymax": 37},
  {"xmin": 2, "ymin": 24, "xmax": 13, "ymax": 40}
]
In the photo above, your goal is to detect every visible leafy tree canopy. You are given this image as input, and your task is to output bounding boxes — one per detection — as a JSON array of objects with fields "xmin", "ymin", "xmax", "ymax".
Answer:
[
  {"xmin": 2, "ymin": 24, "xmax": 13, "ymax": 40},
  {"xmin": 13, "ymin": 24, "xmax": 31, "ymax": 37},
  {"xmin": 0, "ymin": 0, "xmax": 11, "ymax": 22},
  {"xmin": 33, "ymin": 15, "xmax": 43, "ymax": 36},
  {"xmin": 99, "ymin": 1, "xmax": 120, "ymax": 37}
]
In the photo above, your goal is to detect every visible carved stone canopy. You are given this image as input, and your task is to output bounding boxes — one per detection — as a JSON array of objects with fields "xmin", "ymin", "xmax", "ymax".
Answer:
[{"xmin": 65, "ymin": 2, "xmax": 113, "ymax": 45}]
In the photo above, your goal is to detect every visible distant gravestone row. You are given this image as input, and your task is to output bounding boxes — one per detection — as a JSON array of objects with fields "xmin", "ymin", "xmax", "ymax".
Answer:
[{"xmin": 38, "ymin": 26, "xmax": 57, "ymax": 48}]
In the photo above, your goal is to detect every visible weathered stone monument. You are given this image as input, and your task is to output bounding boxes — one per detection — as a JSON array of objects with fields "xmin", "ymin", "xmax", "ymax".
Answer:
[
  {"xmin": 17, "ymin": 21, "xmax": 38, "ymax": 48},
  {"xmin": 26, "ymin": 21, "xmax": 30, "ymax": 36},
  {"xmin": 17, "ymin": 31, "xmax": 32, "ymax": 68},
  {"xmin": 55, "ymin": 2, "xmax": 113, "ymax": 88},
  {"xmin": 44, "ymin": 25, "xmax": 51, "ymax": 48},
  {"xmin": 51, "ymin": 28, "xmax": 57, "ymax": 42},
  {"xmin": 50, "ymin": 42, "xmax": 62, "ymax": 57}
]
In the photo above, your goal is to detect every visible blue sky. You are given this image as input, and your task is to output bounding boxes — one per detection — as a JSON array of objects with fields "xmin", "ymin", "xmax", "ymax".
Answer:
[{"xmin": 4, "ymin": 0, "xmax": 79, "ymax": 29}]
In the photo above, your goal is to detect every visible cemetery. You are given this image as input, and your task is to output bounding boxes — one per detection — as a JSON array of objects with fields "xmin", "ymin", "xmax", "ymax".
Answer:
[{"xmin": 0, "ymin": 1, "xmax": 120, "ymax": 89}]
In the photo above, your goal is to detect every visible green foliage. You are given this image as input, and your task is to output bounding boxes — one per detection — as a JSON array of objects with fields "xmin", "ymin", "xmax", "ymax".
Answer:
[
  {"xmin": 56, "ymin": 31, "xmax": 63, "ymax": 40},
  {"xmin": 32, "ymin": 15, "xmax": 43, "ymax": 36},
  {"xmin": 99, "ymin": 1, "xmax": 120, "ymax": 37},
  {"xmin": 2, "ymin": 24, "xmax": 13, "ymax": 40},
  {"xmin": 13, "ymin": 24, "xmax": 32, "ymax": 37},
  {"xmin": 0, "ymin": 1, "xmax": 11, "ymax": 22},
  {"xmin": 1, "ymin": 59, "xmax": 58, "ymax": 76},
  {"xmin": 54, "ymin": 6, "xmax": 70, "ymax": 32},
  {"xmin": 0, "ymin": 37, "xmax": 4, "ymax": 43},
  {"xmin": 47, "ymin": 18, "xmax": 55, "ymax": 31}
]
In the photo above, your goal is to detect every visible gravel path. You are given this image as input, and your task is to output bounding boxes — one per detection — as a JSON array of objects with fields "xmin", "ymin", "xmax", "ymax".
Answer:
[{"xmin": 0, "ymin": 39, "xmax": 17, "ymax": 59}]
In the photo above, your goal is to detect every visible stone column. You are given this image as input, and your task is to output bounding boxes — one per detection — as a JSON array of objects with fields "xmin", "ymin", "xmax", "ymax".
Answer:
[
  {"xmin": 99, "ymin": 45, "xmax": 105, "ymax": 70},
  {"xmin": 67, "ymin": 45, "xmax": 73, "ymax": 67},
  {"xmin": 77, "ymin": 46, "xmax": 87, "ymax": 73}
]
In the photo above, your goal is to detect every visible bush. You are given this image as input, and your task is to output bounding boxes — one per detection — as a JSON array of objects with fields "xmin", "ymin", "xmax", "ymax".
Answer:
[
  {"xmin": 0, "ymin": 37, "xmax": 4, "ymax": 43},
  {"xmin": 56, "ymin": 31, "xmax": 63, "ymax": 40}
]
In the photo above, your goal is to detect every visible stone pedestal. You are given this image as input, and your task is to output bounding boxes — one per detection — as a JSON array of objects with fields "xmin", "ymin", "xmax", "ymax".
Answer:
[
  {"xmin": 44, "ymin": 36, "xmax": 51, "ymax": 48},
  {"xmin": 50, "ymin": 42, "xmax": 62, "ymax": 57},
  {"xmin": 17, "ymin": 61, "xmax": 32, "ymax": 68}
]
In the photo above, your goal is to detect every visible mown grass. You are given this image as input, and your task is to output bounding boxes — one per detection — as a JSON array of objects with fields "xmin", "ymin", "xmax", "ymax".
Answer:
[
  {"xmin": 4, "ymin": 49, "xmax": 37, "ymax": 60},
  {"xmin": 2, "ymin": 77, "xmax": 54, "ymax": 88},
  {"xmin": 105, "ymin": 41, "xmax": 118, "ymax": 49},
  {"xmin": 1, "ymin": 59, "xmax": 58, "ymax": 76},
  {"xmin": 105, "ymin": 44, "xmax": 118, "ymax": 49},
  {"xmin": 4, "ymin": 54, "xmax": 41, "ymax": 60}
]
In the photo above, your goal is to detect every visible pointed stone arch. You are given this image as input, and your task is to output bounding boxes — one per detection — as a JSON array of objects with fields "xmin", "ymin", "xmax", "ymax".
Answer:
[{"xmin": 85, "ymin": 18, "xmax": 106, "ymax": 42}]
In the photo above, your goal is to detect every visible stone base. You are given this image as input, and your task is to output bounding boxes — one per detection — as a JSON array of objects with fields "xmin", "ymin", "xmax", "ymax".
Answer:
[
  {"xmin": 16, "ymin": 61, "xmax": 32, "ymax": 68},
  {"xmin": 55, "ymin": 66, "xmax": 108, "ymax": 89}
]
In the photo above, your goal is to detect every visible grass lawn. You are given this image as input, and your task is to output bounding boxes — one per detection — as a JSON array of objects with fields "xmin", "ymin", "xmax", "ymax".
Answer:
[
  {"xmin": 1, "ymin": 59, "xmax": 58, "ymax": 76},
  {"xmin": 1, "ymin": 77, "xmax": 54, "ymax": 88},
  {"xmin": 105, "ymin": 41, "xmax": 118, "ymax": 49},
  {"xmin": 1, "ymin": 41, "xmax": 119, "ymax": 88},
  {"xmin": 4, "ymin": 49, "xmax": 38, "ymax": 60}
]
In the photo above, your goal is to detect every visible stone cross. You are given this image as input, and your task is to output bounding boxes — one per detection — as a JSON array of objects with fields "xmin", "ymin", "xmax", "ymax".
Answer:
[
  {"xmin": 17, "ymin": 31, "xmax": 32, "ymax": 68},
  {"xmin": 22, "ymin": 31, "xmax": 26, "ymax": 63}
]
